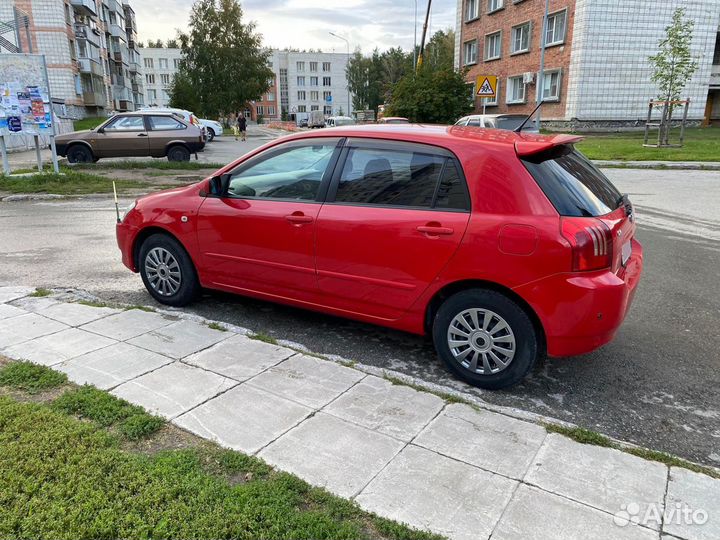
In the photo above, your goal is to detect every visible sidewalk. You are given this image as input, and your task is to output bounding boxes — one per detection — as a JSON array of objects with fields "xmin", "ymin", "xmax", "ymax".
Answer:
[
  {"xmin": 594, "ymin": 160, "xmax": 720, "ymax": 170},
  {"xmin": 0, "ymin": 285, "xmax": 718, "ymax": 540}
]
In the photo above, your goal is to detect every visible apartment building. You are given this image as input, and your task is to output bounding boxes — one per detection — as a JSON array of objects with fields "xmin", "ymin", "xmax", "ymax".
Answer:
[
  {"xmin": 0, "ymin": 0, "xmax": 143, "ymax": 118},
  {"xmin": 454, "ymin": 0, "xmax": 720, "ymax": 127},
  {"xmin": 139, "ymin": 46, "xmax": 182, "ymax": 107}
]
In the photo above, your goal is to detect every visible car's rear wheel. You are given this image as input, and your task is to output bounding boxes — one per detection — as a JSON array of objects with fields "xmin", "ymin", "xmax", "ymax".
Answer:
[
  {"xmin": 138, "ymin": 233, "xmax": 199, "ymax": 306},
  {"xmin": 67, "ymin": 144, "xmax": 94, "ymax": 164},
  {"xmin": 432, "ymin": 289, "xmax": 539, "ymax": 390},
  {"xmin": 167, "ymin": 145, "xmax": 191, "ymax": 162},
  {"xmin": 206, "ymin": 128, "xmax": 215, "ymax": 142}
]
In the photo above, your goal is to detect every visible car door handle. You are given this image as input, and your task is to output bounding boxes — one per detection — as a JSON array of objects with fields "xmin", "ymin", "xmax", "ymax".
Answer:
[
  {"xmin": 417, "ymin": 225, "xmax": 454, "ymax": 236},
  {"xmin": 137, "ymin": 133, "xmax": 148, "ymax": 137},
  {"xmin": 285, "ymin": 213, "xmax": 314, "ymax": 225}
]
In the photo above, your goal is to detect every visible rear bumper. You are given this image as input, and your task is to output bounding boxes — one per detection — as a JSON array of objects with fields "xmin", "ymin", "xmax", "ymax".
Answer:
[{"xmin": 514, "ymin": 238, "xmax": 643, "ymax": 357}]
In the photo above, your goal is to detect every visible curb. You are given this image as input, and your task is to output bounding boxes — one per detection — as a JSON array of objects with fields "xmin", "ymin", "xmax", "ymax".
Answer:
[{"xmin": 593, "ymin": 160, "xmax": 720, "ymax": 171}]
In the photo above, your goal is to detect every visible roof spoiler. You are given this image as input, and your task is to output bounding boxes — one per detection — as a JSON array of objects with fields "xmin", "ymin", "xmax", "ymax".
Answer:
[{"xmin": 515, "ymin": 135, "xmax": 584, "ymax": 157}]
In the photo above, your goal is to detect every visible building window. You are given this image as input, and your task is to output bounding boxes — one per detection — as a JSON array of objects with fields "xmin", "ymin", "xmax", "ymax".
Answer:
[
  {"xmin": 267, "ymin": 106, "xmax": 276, "ymax": 115},
  {"xmin": 541, "ymin": 69, "xmax": 561, "ymax": 101},
  {"xmin": 463, "ymin": 40, "xmax": 478, "ymax": 65},
  {"xmin": 144, "ymin": 58, "xmax": 154, "ymax": 69},
  {"xmin": 174, "ymin": 58, "xmax": 181, "ymax": 69},
  {"xmin": 322, "ymin": 62, "xmax": 331, "ymax": 72},
  {"xmin": 481, "ymin": 79, "xmax": 499, "ymax": 106},
  {"xmin": 506, "ymin": 76, "xmax": 525, "ymax": 104},
  {"xmin": 256, "ymin": 105, "xmax": 265, "ymax": 115},
  {"xmin": 145, "ymin": 74, "xmax": 155, "ymax": 84},
  {"xmin": 297, "ymin": 61, "xmax": 305, "ymax": 71},
  {"xmin": 485, "ymin": 31, "xmax": 502, "ymax": 60},
  {"xmin": 323, "ymin": 77, "xmax": 331, "ymax": 86},
  {"xmin": 310, "ymin": 61, "xmax": 318, "ymax": 72},
  {"xmin": 465, "ymin": 0, "xmax": 479, "ymax": 21},
  {"xmin": 323, "ymin": 91, "xmax": 332, "ymax": 100},
  {"xmin": 267, "ymin": 91, "xmax": 275, "ymax": 101},
  {"xmin": 297, "ymin": 76, "xmax": 305, "ymax": 86},
  {"xmin": 545, "ymin": 9, "xmax": 567, "ymax": 46},
  {"xmin": 160, "ymin": 74, "xmax": 170, "ymax": 85},
  {"xmin": 311, "ymin": 105, "xmax": 319, "ymax": 111},
  {"xmin": 310, "ymin": 90, "xmax": 319, "ymax": 101},
  {"xmin": 511, "ymin": 22, "xmax": 531, "ymax": 54},
  {"xmin": 147, "ymin": 89, "xmax": 156, "ymax": 100},
  {"xmin": 159, "ymin": 58, "xmax": 168, "ymax": 69},
  {"xmin": 487, "ymin": 0, "xmax": 503, "ymax": 13},
  {"xmin": 324, "ymin": 105, "xmax": 332, "ymax": 115},
  {"xmin": 298, "ymin": 105, "xmax": 307, "ymax": 112},
  {"xmin": 310, "ymin": 76, "xmax": 318, "ymax": 86},
  {"xmin": 298, "ymin": 90, "xmax": 306, "ymax": 100}
]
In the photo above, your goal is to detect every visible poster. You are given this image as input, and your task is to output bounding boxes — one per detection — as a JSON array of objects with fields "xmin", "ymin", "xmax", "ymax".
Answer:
[{"xmin": 0, "ymin": 55, "xmax": 54, "ymax": 137}]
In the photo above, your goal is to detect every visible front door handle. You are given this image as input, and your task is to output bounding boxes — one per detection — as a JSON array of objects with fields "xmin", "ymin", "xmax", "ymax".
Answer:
[
  {"xmin": 417, "ymin": 225, "xmax": 454, "ymax": 236},
  {"xmin": 285, "ymin": 213, "xmax": 314, "ymax": 225},
  {"xmin": 137, "ymin": 133, "xmax": 148, "ymax": 137}
]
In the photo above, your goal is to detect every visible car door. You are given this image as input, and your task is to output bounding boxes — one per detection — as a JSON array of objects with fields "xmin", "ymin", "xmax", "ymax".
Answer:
[
  {"xmin": 146, "ymin": 115, "xmax": 189, "ymax": 157},
  {"xmin": 315, "ymin": 139, "xmax": 472, "ymax": 321},
  {"xmin": 92, "ymin": 115, "xmax": 149, "ymax": 158},
  {"xmin": 196, "ymin": 137, "xmax": 343, "ymax": 299}
]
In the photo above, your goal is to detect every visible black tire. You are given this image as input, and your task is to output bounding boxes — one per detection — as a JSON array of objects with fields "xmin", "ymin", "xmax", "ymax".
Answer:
[
  {"xmin": 167, "ymin": 145, "xmax": 191, "ymax": 162},
  {"xmin": 67, "ymin": 144, "xmax": 94, "ymax": 164},
  {"xmin": 432, "ymin": 289, "xmax": 539, "ymax": 390},
  {"xmin": 206, "ymin": 128, "xmax": 215, "ymax": 142},
  {"xmin": 138, "ymin": 233, "xmax": 200, "ymax": 307}
]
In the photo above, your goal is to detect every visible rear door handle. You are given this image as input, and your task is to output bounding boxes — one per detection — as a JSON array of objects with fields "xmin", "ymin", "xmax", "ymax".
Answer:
[
  {"xmin": 137, "ymin": 133, "xmax": 148, "ymax": 137},
  {"xmin": 285, "ymin": 213, "xmax": 314, "ymax": 225},
  {"xmin": 417, "ymin": 225, "xmax": 454, "ymax": 236}
]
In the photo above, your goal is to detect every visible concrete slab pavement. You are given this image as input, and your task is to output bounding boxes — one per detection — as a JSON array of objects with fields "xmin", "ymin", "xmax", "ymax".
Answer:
[{"xmin": 1, "ymin": 286, "xmax": 719, "ymax": 540}]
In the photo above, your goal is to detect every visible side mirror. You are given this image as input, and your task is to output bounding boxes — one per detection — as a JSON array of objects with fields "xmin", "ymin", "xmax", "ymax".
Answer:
[
  {"xmin": 209, "ymin": 174, "xmax": 231, "ymax": 196},
  {"xmin": 97, "ymin": 127, "xmax": 105, "ymax": 134}
]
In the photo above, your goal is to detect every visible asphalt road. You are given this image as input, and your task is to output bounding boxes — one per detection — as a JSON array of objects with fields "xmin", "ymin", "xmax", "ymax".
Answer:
[{"xmin": 0, "ymin": 167, "xmax": 718, "ymax": 466}]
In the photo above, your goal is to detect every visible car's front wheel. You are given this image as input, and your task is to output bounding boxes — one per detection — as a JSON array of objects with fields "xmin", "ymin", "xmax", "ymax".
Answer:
[
  {"xmin": 67, "ymin": 144, "xmax": 94, "ymax": 164},
  {"xmin": 432, "ymin": 289, "xmax": 539, "ymax": 390},
  {"xmin": 167, "ymin": 145, "xmax": 191, "ymax": 162},
  {"xmin": 138, "ymin": 233, "xmax": 199, "ymax": 306},
  {"xmin": 206, "ymin": 128, "xmax": 215, "ymax": 142}
]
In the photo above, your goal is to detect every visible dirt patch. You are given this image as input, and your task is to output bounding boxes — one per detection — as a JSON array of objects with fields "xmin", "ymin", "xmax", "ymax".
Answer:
[{"xmin": 93, "ymin": 168, "xmax": 219, "ymax": 186}]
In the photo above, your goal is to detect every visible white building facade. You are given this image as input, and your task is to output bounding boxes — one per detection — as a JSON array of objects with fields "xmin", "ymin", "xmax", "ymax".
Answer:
[{"xmin": 138, "ymin": 46, "xmax": 182, "ymax": 108}]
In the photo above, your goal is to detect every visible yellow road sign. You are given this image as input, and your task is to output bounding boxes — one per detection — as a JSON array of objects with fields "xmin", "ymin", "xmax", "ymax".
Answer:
[{"xmin": 476, "ymin": 76, "xmax": 498, "ymax": 98}]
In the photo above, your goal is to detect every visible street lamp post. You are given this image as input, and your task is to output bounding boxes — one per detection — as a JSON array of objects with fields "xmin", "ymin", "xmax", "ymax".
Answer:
[
  {"xmin": 329, "ymin": 32, "xmax": 351, "ymax": 117},
  {"xmin": 413, "ymin": 0, "xmax": 418, "ymax": 71},
  {"xmin": 536, "ymin": 0, "xmax": 550, "ymax": 130}
]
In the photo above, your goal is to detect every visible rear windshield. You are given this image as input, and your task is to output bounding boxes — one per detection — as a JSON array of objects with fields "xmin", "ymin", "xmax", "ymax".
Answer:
[
  {"xmin": 496, "ymin": 116, "xmax": 535, "ymax": 131},
  {"xmin": 521, "ymin": 145, "xmax": 622, "ymax": 217}
]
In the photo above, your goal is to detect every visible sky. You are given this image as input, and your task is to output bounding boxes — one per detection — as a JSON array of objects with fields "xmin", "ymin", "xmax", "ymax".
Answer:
[{"xmin": 134, "ymin": 0, "xmax": 457, "ymax": 54}]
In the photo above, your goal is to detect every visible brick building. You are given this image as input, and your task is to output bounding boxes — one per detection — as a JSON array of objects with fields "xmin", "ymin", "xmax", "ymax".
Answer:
[{"xmin": 454, "ymin": 0, "xmax": 720, "ymax": 127}]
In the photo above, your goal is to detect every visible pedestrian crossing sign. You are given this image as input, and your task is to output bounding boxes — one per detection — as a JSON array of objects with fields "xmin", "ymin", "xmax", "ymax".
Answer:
[{"xmin": 476, "ymin": 76, "xmax": 498, "ymax": 98}]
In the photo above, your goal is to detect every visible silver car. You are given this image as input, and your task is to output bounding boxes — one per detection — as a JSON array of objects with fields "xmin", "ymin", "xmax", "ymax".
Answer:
[{"xmin": 454, "ymin": 114, "xmax": 539, "ymax": 133}]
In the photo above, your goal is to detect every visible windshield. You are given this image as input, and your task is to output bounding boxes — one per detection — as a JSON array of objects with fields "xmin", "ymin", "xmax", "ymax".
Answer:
[
  {"xmin": 521, "ymin": 145, "xmax": 623, "ymax": 217},
  {"xmin": 496, "ymin": 116, "xmax": 536, "ymax": 131}
]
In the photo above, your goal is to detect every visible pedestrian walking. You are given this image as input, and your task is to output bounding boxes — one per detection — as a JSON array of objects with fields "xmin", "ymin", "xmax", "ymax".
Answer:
[{"xmin": 238, "ymin": 115, "xmax": 247, "ymax": 142}]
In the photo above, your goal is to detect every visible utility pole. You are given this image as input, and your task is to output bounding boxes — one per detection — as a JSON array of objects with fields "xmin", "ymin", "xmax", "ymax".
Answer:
[
  {"xmin": 413, "ymin": 0, "xmax": 418, "ymax": 71},
  {"xmin": 535, "ymin": 0, "xmax": 550, "ymax": 130},
  {"xmin": 416, "ymin": 0, "xmax": 432, "ymax": 72},
  {"xmin": 329, "ymin": 32, "xmax": 351, "ymax": 117}
]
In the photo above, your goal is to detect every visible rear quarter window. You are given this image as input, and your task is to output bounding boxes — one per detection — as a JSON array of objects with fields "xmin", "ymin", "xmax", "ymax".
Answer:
[{"xmin": 521, "ymin": 145, "xmax": 622, "ymax": 217}]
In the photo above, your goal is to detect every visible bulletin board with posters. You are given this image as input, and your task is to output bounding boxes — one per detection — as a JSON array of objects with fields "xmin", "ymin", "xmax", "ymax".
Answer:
[{"xmin": 0, "ymin": 54, "xmax": 59, "ymax": 174}]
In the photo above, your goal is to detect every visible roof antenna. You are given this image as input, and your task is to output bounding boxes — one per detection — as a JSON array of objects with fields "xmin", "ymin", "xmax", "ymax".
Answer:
[{"xmin": 514, "ymin": 100, "xmax": 544, "ymax": 133}]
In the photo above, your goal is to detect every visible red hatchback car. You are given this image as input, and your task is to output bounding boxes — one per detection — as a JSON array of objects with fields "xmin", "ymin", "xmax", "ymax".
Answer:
[{"xmin": 117, "ymin": 125, "xmax": 642, "ymax": 389}]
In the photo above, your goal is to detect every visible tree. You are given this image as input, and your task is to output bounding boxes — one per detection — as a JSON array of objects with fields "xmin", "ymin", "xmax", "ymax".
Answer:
[
  {"xmin": 170, "ymin": 0, "xmax": 273, "ymax": 118},
  {"xmin": 146, "ymin": 39, "xmax": 164, "ymax": 48},
  {"xmin": 424, "ymin": 29, "xmax": 455, "ymax": 71},
  {"xmin": 648, "ymin": 8, "xmax": 698, "ymax": 145},
  {"xmin": 386, "ymin": 66, "xmax": 473, "ymax": 124},
  {"xmin": 346, "ymin": 48, "xmax": 392, "ymax": 113},
  {"xmin": 165, "ymin": 38, "xmax": 179, "ymax": 49}
]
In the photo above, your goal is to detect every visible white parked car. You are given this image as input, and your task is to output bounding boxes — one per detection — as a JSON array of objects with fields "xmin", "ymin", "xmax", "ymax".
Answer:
[
  {"xmin": 140, "ymin": 107, "xmax": 209, "ymax": 140},
  {"xmin": 454, "ymin": 114, "xmax": 539, "ymax": 133},
  {"xmin": 325, "ymin": 116, "xmax": 355, "ymax": 128},
  {"xmin": 198, "ymin": 118, "xmax": 223, "ymax": 142}
]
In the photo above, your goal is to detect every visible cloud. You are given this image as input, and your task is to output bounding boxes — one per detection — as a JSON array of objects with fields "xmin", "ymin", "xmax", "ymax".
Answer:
[{"xmin": 133, "ymin": 0, "xmax": 457, "ymax": 52}]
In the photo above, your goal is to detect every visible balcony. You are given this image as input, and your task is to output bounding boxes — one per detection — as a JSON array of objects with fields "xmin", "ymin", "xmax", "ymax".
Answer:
[
  {"xmin": 74, "ymin": 24, "xmax": 101, "ymax": 47},
  {"xmin": 109, "ymin": 23, "xmax": 126, "ymax": 40},
  {"xmin": 78, "ymin": 57, "xmax": 104, "ymax": 77},
  {"xmin": 83, "ymin": 90, "xmax": 106, "ymax": 107},
  {"xmin": 111, "ymin": 46, "xmax": 129, "ymax": 65},
  {"xmin": 711, "ymin": 65, "xmax": 720, "ymax": 89},
  {"xmin": 111, "ymin": 73, "xmax": 125, "ymax": 87},
  {"xmin": 117, "ymin": 99, "xmax": 134, "ymax": 112},
  {"xmin": 70, "ymin": 0, "xmax": 97, "ymax": 16}
]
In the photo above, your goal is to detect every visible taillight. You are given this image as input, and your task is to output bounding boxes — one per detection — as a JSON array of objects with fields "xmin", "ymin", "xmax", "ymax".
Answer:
[{"xmin": 561, "ymin": 217, "xmax": 613, "ymax": 272}]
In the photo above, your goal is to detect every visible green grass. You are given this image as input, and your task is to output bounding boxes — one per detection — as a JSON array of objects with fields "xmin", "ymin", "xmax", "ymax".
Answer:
[
  {"xmin": 123, "ymin": 305, "xmax": 156, "ymax": 313},
  {"xmin": 0, "ymin": 362, "xmax": 67, "ymax": 394},
  {"xmin": 76, "ymin": 300, "xmax": 111, "ymax": 308},
  {"xmin": 73, "ymin": 116, "xmax": 107, "ymax": 131},
  {"xmin": 207, "ymin": 322, "xmax": 227, "ymax": 332},
  {"xmin": 72, "ymin": 160, "xmax": 225, "ymax": 171},
  {"xmin": 544, "ymin": 423, "xmax": 720, "ymax": 479},
  {"xmin": 250, "ymin": 332, "xmax": 278, "ymax": 345},
  {"xmin": 29, "ymin": 288, "xmax": 52, "ymax": 297},
  {"xmin": 52, "ymin": 386, "xmax": 164, "ymax": 441},
  {"xmin": 0, "ymin": 394, "xmax": 441, "ymax": 539},
  {"xmin": 575, "ymin": 127, "xmax": 720, "ymax": 162},
  {"xmin": 383, "ymin": 375, "xmax": 473, "ymax": 406},
  {"xmin": 0, "ymin": 170, "xmax": 148, "ymax": 195}
]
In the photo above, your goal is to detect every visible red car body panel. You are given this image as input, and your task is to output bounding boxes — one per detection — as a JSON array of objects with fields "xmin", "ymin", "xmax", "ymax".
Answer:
[{"xmin": 116, "ymin": 124, "xmax": 643, "ymax": 358}]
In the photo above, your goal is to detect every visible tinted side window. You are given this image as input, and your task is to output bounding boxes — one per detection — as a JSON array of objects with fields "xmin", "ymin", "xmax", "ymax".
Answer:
[
  {"xmin": 435, "ymin": 161, "xmax": 471, "ymax": 211},
  {"xmin": 227, "ymin": 140, "xmax": 339, "ymax": 201},
  {"xmin": 105, "ymin": 116, "xmax": 145, "ymax": 131},
  {"xmin": 467, "ymin": 119, "xmax": 481, "ymax": 127},
  {"xmin": 522, "ymin": 145, "xmax": 622, "ymax": 217},
  {"xmin": 149, "ymin": 116, "xmax": 186, "ymax": 130},
  {"xmin": 335, "ymin": 147, "xmax": 443, "ymax": 207}
]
